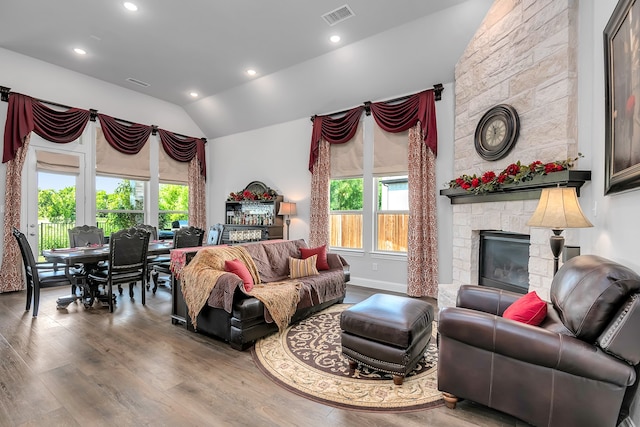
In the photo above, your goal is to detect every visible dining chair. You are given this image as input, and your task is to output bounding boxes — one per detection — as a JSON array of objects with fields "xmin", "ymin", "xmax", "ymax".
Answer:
[
  {"xmin": 12, "ymin": 227, "xmax": 71, "ymax": 317},
  {"xmin": 67, "ymin": 225, "xmax": 107, "ymax": 294},
  {"xmin": 135, "ymin": 224, "xmax": 165, "ymax": 283},
  {"xmin": 206, "ymin": 223, "xmax": 225, "ymax": 246},
  {"xmin": 86, "ymin": 227, "xmax": 150, "ymax": 312},
  {"xmin": 68, "ymin": 225, "xmax": 105, "ymax": 247},
  {"xmin": 150, "ymin": 226, "xmax": 204, "ymax": 293}
]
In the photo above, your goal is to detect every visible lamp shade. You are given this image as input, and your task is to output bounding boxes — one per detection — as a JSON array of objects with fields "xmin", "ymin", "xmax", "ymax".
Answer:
[
  {"xmin": 278, "ymin": 202, "xmax": 297, "ymax": 216},
  {"xmin": 527, "ymin": 187, "xmax": 593, "ymax": 230}
]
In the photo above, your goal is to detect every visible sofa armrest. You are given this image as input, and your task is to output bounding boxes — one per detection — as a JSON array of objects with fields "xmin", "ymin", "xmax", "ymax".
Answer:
[
  {"xmin": 439, "ymin": 307, "xmax": 636, "ymax": 387},
  {"xmin": 456, "ymin": 284, "xmax": 522, "ymax": 315},
  {"xmin": 327, "ymin": 253, "xmax": 344, "ymax": 269},
  {"xmin": 327, "ymin": 253, "xmax": 350, "ymax": 282}
]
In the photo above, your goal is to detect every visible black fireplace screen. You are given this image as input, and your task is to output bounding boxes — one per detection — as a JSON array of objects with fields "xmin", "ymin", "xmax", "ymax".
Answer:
[{"xmin": 479, "ymin": 231, "xmax": 529, "ymax": 294}]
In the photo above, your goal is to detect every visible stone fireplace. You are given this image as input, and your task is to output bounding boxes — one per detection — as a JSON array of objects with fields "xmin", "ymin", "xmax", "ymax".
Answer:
[{"xmin": 438, "ymin": 1, "xmax": 582, "ymax": 308}]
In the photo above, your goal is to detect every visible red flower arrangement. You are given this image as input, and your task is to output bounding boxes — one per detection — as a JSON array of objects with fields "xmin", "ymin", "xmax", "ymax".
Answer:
[
  {"xmin": 227, "ymin": 189, "xmax": 277, "ymax": 201},
  {"xmin": 448, "ymin": 155, "xmax": 582, "ymax": 195}
]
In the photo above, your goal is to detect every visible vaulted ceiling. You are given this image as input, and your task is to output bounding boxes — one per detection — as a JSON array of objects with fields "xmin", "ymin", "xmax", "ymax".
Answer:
[{"xmin": 0, "ymin": 1, "xmax": 492, "ymax": 138}]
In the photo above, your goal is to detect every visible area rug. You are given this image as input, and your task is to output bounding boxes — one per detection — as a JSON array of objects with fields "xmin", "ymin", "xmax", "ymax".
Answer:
[{"xmin": 251, "ymin": 303, "xmax": 443, "ymax": 412}]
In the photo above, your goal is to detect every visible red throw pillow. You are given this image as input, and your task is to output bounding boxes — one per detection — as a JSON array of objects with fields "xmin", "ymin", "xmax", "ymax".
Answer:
[
  {"xmin": 299, "ymin": 245, "xmax": 330, "ymax": 271},
  {"xmin": 503, "ymin": 291, "xmax": 547, "ymax": 325},
  {"xmin": 224, "ymin": 259, "xmax": 254, "ymax": 292}
]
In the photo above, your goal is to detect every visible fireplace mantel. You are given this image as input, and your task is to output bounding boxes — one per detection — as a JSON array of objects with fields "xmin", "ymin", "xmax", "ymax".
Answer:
[{"xmin": 440, "ymin": 170, "xmax": 591, "ymax": 204}]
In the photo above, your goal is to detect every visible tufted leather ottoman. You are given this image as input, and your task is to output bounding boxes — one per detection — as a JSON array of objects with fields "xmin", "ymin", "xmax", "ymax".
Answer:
[{"xmin": 340, "ymin": 293, "xmax": 435, "ymax": 385}]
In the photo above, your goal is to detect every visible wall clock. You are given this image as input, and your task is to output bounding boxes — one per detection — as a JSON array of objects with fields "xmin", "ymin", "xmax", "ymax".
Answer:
[{"xmin": 474, "ymin": 104, "xmax": 520, "ymax": 161}]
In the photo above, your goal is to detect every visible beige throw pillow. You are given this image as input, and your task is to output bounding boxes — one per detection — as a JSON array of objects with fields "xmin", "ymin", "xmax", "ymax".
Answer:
[{"xmin": 289, "ymin": 255, "xmax": 319, "ymax": 279}]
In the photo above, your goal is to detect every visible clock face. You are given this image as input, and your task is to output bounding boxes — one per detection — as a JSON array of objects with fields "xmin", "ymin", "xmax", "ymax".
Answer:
[
  {"xmin": 484, "ymin": 118, "xmax": 507, "ymax": 147},
  {"xmin": 474, "ymin": 105, "xmax": 520, "ymax": 161}
]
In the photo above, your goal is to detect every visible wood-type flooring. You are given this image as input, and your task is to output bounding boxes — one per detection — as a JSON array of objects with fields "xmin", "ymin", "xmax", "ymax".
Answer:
[{"xmin": 0, "ymin": 282, "xmax": 529, "ymax": 426}]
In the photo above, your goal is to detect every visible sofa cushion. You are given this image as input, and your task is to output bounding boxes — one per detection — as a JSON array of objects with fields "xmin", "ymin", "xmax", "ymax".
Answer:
[
  {"xmin": 551, "ymin": 255, "xmax": 640, "ymax": 342},
  {"xmin": 289, "ymin": 255, "xmax": 319, "ymax": 279},
  {"xmin": 300, "ymin": 245, "xmax": 330, "ymax": 270},
  {"xmin": 224, "ymin": 259, "xmax": 254, "ymax": 291},
  {"xmin": 244, "ymin": 239, "xmax": 307, "ymax": 282},
  {"xmin": 502, "ymin": 291, "xmax": 547, "ymax": 325}
]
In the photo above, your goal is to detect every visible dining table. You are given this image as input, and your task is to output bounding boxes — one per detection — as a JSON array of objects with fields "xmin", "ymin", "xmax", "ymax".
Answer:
[{"xmin": 43, "ymin": 240, "xmax": 174, "ymax": 308}]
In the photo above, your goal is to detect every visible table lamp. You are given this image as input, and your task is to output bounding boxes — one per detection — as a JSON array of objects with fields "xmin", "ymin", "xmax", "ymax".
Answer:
[
  {"xmin": 278, "ymin": 202, "xmax": 297, "ymax": 240},
  {"xmin": 527, "ymin": 187, "xmax": 593, "ymax": 275}
]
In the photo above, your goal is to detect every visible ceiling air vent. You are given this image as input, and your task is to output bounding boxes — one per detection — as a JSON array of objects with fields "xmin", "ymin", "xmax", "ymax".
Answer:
[
  {"xmin": 322, "ymin": 4, "xmax": 355, "ymax": 26},
  {"xmin": 126, "ymin": 77, "xmax": 150, "ymax": 87}
]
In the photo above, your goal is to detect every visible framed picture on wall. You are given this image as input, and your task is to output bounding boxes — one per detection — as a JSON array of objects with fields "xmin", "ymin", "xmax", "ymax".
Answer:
[{"xmin": 604, "ymin": 0, "xmax": 640, "ymax": 194}]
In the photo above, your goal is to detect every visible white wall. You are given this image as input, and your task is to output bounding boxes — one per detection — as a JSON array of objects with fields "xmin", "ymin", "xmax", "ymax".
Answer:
[
  {"xmin": 209, "ymin": 82, "xmax": 456, "ymax": 293},
  {"xmin": 579, "ymin": 0, "xmax": 640, "ymax": 274},
  {"xmin": 209, "ymin": 118, "xmax": 313, "ymax": 239}
]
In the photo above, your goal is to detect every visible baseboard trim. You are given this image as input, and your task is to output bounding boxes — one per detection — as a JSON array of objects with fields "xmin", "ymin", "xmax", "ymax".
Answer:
[{"xmin": 347, "ymin": 278, "xmax": 407, "ymax": 294}]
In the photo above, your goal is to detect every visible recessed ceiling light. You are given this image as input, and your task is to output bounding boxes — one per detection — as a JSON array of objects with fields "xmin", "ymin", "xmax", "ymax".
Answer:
[
  {"xmin": 73, "ymin": 48, "xmax": 87, "ymax": 55},
  {"xmin": 123, "ymin": 2, "xmax": 138, "ymax": 11},
  {"xmin": 189, "ymin": 92, "xmax": 199, "ymax": 98},
  {"xmin": 330, "ymin": 35, "xmax": 341, "ymax": 43},
  {"xmin": 246, "ymin": 69, "xmax": 257, "ymax": 76}
]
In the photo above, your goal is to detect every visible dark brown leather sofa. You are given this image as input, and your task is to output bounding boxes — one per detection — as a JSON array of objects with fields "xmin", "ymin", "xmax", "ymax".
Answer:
[
  {"xmin": 184, "ymin": 239, "xmax": 349, "ymax": 350},
  {"xmin": 438, "ymin": 255, "xmax": 640, "ymax": 427}
]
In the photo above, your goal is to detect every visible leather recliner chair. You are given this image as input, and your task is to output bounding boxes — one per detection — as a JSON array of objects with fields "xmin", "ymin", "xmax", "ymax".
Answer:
[{"xmin": 438, "ymin": 255, "xmax": 640, "ymax": 427}]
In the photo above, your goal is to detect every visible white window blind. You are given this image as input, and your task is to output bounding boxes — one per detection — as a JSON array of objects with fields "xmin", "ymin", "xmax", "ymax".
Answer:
[
  {"xmin": 95, "ymin": 127, "xmax": 150, "ymax": 180},
  {"xmin": 373, "ymin": 124, "xmax": 408, "ymax": 176},
  {"xmin": 35, "ymin": 150, "xmax": 79, "ymax": 174},
  {"xmin": 330, "ymin": 121, "xmax": 364, "ymax": 178}
]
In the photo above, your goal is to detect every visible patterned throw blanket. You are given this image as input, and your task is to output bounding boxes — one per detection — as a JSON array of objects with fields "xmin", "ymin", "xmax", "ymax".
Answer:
[{"xmin": 180, "ymin": 245, "xmax": 301, "ymax": 330}]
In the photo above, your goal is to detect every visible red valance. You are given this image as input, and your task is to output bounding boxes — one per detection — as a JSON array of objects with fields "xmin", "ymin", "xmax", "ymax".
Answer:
[
  {"xmin": 308, "ymin": 89, "xmax": 438, "ymax": 172},
  {"xmin": 308, "ymin": 106, "xmax": 364, "ymax": 172},
  {"xmin": 97, "ymin": 113, "xmax": 152, "ymax": 155},
  {"xmin": 3, "ymin": 93, "xmax": 90, "ymax": 163},
  {"xmin": 158, "ymin": 128, "xmax": 207, "ymax": 179},
  {"xmin": 370, "ymin": 89, "xmax": 437, "ymax": 156},
  {"xmin": 2, "ymin": 91, "xmax": 207, "ymax": 173}
]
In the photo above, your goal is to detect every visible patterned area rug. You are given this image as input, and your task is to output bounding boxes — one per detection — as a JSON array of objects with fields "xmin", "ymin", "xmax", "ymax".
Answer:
[{"xmin": 251, "ymin": 303, "xmax": 443, "ymax": 412}]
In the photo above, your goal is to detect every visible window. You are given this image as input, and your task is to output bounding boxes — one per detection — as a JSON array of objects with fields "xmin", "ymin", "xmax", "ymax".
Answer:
[
  {"xmin": 327, "ymin": 118, "xmax": 410, "ymax": 253},
  {"xmin": 330, "ymin": 178, "xmax": 363, "ymax": 249},
  {"xmin": 375, "ymin": 176, "xmax": 408, "ymax": 252},
  {"xmin": 96, "ymin": 176, "xmax": 145, "ymax": 236},
  {"xmin": 158, "ymin": 183, "xmax": 189, "ymax": 232}
]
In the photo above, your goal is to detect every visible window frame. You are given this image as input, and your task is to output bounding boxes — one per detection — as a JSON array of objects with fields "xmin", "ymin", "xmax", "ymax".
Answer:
[
  {"xmin": 373, "ymin": 175, "xmax": 409, "ymax": 254},
  {"xmin": 158, "ymin": 182, "xmax": 189, "ymax": 231},
  {"xmin": 329, "ymin": 177, "xmax": 364, "ymax": 250}
]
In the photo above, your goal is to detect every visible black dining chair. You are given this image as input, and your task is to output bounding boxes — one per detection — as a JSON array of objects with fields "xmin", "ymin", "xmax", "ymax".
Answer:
[
  {"xmin": 68, "ymin": 225, "xmax": 105, "ymax": 247},
  {"xmin": 135, "ymin": 224, "xmax": 167, "ymax": 283},
  {"xmin": 12, "ymin": 227, "xmax": 71, "ymax": 317},
  {"xmin": 87, "ymin": 227, "xmax": 150, "ymax": 312},
  {"xmin": 150, "ymin": 226, "xmax": 204, "ymax": 293},
  {"xmin": 67, "ymin": 225, "xmax": 107, "ymax": 294}
]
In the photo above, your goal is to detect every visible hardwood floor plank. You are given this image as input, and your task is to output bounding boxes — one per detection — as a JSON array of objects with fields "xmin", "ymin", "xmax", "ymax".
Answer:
[{"xmin": 0, "ymin": 285, "xmax": 526, "ymax": 426}]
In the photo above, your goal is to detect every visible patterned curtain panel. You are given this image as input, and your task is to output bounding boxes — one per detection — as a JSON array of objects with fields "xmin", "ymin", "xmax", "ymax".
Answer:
[
  {"xmin": 0, "ymin": 135, "xmax": 31, "ymax": 292},
  {"xmin": 187, "ymin": 157, "xmax": 206, "ymax": 231},
  {"xmin": 309, "ymin": 139, "xmax": 330, "ymax": 248},
  {"xmin": 407, "ymin": 124, "xmax": 438, "ymax": 298}
]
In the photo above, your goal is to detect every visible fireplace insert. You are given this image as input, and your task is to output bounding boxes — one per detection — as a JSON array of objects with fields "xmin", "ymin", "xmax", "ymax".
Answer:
[{"xmin": 479, "ymin": 231, "xmax": 529, "ymax": 294}]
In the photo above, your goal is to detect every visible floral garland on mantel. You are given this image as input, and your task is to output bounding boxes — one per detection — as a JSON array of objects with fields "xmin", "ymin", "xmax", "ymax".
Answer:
[{"xmin": 447, "ymin": 154, "xmax": 583, "ymax": 195}]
